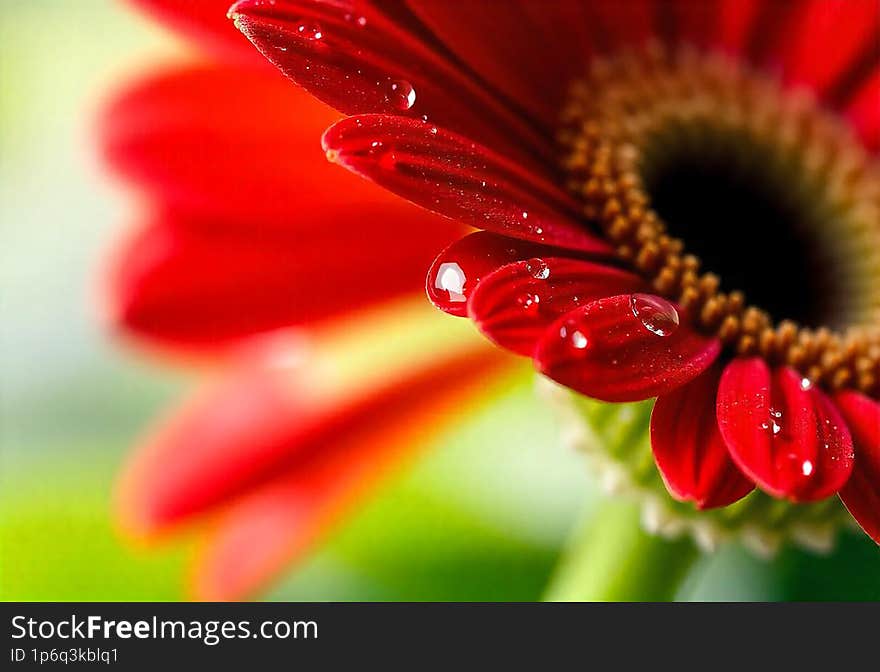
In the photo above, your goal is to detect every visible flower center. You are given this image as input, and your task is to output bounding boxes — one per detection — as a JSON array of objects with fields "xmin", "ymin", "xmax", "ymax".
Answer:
[{"xmin": 559, "ymin": 45, "xmax": 880, "ymax": 397}]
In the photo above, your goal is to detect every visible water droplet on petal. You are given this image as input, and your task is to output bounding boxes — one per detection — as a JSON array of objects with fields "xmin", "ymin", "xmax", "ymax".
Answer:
[
  {"xmin": 762, "ymin": 408, "xmax": 784, "ymax": 436},
  {"xmin": 558, "ymin": 319, "xmax": 589, "ymax": 351},
  {"xmin": 296, "ymin": 21, "xmax": 323, "ymax": 40},
  {"xmin": 630, "ymin": 294, "xmax": 679, "ymax": 337},
  {"xmin": 517, "ymin": 292, "xmax": 541, "ymax": 314},
  {"xmin": 385, "ymin": 79, "xmax": 416, "ymax": 110},
  {"xmin": 800, "ymin": 377, "xmax": 813, "ymax": 391},
  {"xmin": 433, "ymin": 262, "xmax": 466, "ymax": 304},
  {"xmin": 570, "ymin": 330, "xmax": 589, "ymax": 350},
  {"xmin": 525, "ymin": 258, "xmax": 549, "ymax": 280},
  {"xmin": 781, "ymin": 452, "xmax": 815, "ymax": 481}
]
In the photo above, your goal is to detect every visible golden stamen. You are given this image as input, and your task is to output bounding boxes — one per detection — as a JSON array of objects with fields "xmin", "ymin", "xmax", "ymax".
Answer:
[{"xmin": 560, "ymin": 45, "xmax": 880, "ymax": 397}]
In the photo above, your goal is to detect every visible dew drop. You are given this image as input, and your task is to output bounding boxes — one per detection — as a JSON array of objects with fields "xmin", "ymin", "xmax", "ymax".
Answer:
[
  {"xmin": 630, "ymin": 294, "xmax": 679, "ymax": 337},
  {"xmin": 517, "ymin": 292, "xmax": 541, "ymax": 314},
  {"xmin": 782, "ymin": 453, "xmax": 815, "ymax": 480},
  {"xmin": 762, "ymin": 408, "xmax": 784, "ymax": 436},
  {"xmin": 296, "ymin": 21, "xmax": 323, "ymax": 40},
  {"xmin": 525, "ymin": 258, "xmax": 550, "ymax": 280},
  {"xmin": 559, "ymin": 320, "xmax": 589, "ymax": 351},
  {"xmin": 385, "ymin": 79, "xmax": 416, "ymax": 110},
  {"xmin": 800, "ymin": 377, "xmax": 813, "ymax": 391},
  {"xmin": 363, "ymin": 139, "xmax": 393, "ymax": 164},
  {"xmin": 433, "ymin": 262, "xmax": 466, "ymax": 304},
  {"xmin": 570, "ymin": 330, "xmax": 589, "ymax": 350}
]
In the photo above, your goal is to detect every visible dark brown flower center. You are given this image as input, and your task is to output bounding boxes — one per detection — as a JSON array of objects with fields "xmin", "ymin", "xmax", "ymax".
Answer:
[{"xmin": 559, "ymin": 45, "xmax": 880, "ymax": 396}]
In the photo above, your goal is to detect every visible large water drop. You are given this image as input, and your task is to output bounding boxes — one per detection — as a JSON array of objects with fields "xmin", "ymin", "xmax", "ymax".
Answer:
[
  {"xmin": 385, "ymin": 79, "xmax": 416, "ymax": 110},
  {"xmin": 296, "ymin": 21, "xmax": 323, "ymax": 40},
  {"xmin": 433, "ymin": 262, "xmax": 466, "ymax": 305},
  {"xmin": 630, "ymin": 294, "xmax": 680, "ymax": 337},
  {"xmin": 525, "ymin": 258, "xmax": 550, "ymax": 280}
]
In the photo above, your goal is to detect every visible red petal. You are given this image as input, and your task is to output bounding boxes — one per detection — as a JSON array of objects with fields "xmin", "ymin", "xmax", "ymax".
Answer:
[
  {"xmin": 229, "ymin": 0, "xmax": 552, "ymax": 167},
  {"xmin": 101, "ymin": 65, "xmax": 463, "ymax": 350},
  {"xmin": 587, "ymin": 0, "xmax": 655, "ymax": 49},
  {"xmin": 651, "ymin": 366, "xmax": 754, "ymax": 509},
  {"xmin": 116, "ymin": 363, "xmax": 307, "ymax": 537},
  {"xmin": 717, "ymin": 0, "xmax": 760, "ymax": 55},
  {"xmin": 100, "ymin": 64, "xmax": 382, "ymax": 223},
  {"xmin": 717, "ymin": 359, "xmax": 855, "ymax": 502},
  {"xmin": 468, "ymin": 258, "xmax": 645, "ymax": 356},
  {"xmin": 189, "ymin": 353, "xmax": 499, "ymax": 600},
  {"xmin": 778, "ymin": 0, "xmax": 879, "ymax": 100},
  {"xmin": 105, "ymin": 208, "xmax": 456, "ymax": 350},
  {"xmin": 834, "ymin": 391, "xmax": 880, "ymax": 544},
  {"xmin": 534, "ymin": 294, "xmax": 721, "ymax": 402},
  {"xmin": 406, "ymin": 0, "xmax": 597, "ymax": 130},
  {"xmin": 322, "ymin": 114, "xmax": 607, "ymax": 253},
  {"xmin": 116, "ymin": 320, "xmax": 504, "ymax": 538},
  {"xmin": 426, "ymin": 232, "xmax": 614, "ymax": 317},
  {"xmin": 666, "ymin": 0, "xmax": 723, "ymax": 49},
  {"xmin": 741, "ymin": 0, "xmax": 803, "ymax": 65},
  {"xmin": 845, "ymin": 69, "xmax": 880, "ymax": 151},
  {"xmin": 128, "ymin": 0, "xmax": 258, "ymax": 59}
]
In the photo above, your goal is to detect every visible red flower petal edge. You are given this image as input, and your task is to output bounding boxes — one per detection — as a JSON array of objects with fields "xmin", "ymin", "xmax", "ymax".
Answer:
[
  {"xmin": 717, "ymin": 358, "xmax": 855, "ymax": 502},
  {"xmin": 426, "ymin": 231, "xmax": 612, "ymax": 318},
  {"xmin": 834, "ymin": 390, "xmax": 880, "ymax": 544},
  {"xmin": 229, "ymin": 0, "xmax": 552, "ymax": 166},
  {"xmin": 534, "ymin": 293, "xmax": 721, "ymax": 402},
  {"xmin": 651, "ymin": 366, "xmax": 754, "ymax": 509},
  {"xmin": 468, "ymin": 258, "xmax": 646, "ymax": 356},
  {"xmin": 321, "ymin": 114, "xmax": 610, "ymax": 253}
]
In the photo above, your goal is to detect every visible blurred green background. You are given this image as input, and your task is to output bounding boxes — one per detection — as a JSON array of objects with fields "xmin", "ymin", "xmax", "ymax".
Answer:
[{"xmin": 1, "ymin": 1, "xmax": 877, "ymax": 602}]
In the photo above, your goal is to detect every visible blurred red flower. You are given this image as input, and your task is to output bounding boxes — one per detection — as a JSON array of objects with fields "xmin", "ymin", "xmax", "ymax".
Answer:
[{"xmin": 100, "ymin": 1, "xmax": 508, "ymax": 600}]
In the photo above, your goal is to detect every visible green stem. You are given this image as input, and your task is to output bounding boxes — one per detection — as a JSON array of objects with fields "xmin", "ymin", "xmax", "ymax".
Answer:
[{"xmin": 544, "ymin": 499, "xmax": 700, "ymax": 601}]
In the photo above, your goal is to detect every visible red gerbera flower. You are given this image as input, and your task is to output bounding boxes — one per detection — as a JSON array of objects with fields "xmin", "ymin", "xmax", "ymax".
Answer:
[
  {"xmin": 215, "ymin": 0, "xmax": 880, "ymax": 545},
  {"xmin": 100, "ymin": 3, "xmax": 510, "ymax": 599}
]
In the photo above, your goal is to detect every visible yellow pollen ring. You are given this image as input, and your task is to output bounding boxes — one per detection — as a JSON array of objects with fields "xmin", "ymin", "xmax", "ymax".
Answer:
[{"xmin": 559, "ymin": 45, "xmax": 880, "ymax": 398}]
